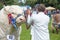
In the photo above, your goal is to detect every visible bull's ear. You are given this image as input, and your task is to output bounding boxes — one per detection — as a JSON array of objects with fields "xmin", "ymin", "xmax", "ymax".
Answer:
[
  {"xmin": 4, "ymin": 6, "xmax": 11, "ymax": 14},
  {"xmin": 4, "ymin": 6, "xmax": 10, "ymax": 10}
]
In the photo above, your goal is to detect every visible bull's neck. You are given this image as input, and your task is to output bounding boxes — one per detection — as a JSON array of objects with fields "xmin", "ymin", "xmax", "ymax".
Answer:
[{"xmin": 0, "ymin": 9, "xmax": 10, "ymax": 25}]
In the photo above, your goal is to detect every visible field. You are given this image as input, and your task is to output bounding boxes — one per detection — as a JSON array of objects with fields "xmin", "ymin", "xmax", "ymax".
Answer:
[{"xmin": 20, "ymin": 19, "xmax": 60, "ymax": 40}]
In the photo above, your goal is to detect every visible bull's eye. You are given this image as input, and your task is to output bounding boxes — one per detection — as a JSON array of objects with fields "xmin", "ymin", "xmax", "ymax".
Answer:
[
  {"xmin": 12, "ymin": 12, "xmax": 15, "ymax": 14},
  {"xmin": 12, "ymin": 13, "xmax": 17, "ymax": 15}
]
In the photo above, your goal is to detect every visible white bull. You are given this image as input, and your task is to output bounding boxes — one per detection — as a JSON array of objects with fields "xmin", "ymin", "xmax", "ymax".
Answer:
[{"xmin": 0, "ymin": 5, "xmax": 26, "ymax": 40}]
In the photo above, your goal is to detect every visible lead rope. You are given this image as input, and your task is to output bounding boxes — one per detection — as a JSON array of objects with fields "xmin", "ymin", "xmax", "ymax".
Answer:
[{"xmin": 8, "ymin": 13, "xmax": 18, "ymax": 30}]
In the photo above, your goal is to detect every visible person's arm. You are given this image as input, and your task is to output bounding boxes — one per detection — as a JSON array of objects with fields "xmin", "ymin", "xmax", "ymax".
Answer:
[
  {"xmin": 26, "ymin": 15, "xmax": 31, "ymax": 29},
  {"xmin": 26, "ymin": 14, "xmax": 33, "ymax": 29},
  {"xmin": 25, "ymin": 9, "xmax": 33, "ymax": 29},
  {"xmin": 27, "ymin": 15, "xmax": 31, "ymax": 24}
]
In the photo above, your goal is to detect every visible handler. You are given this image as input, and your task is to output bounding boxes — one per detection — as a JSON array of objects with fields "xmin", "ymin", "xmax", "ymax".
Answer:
[{"xmin": 26, "ymin": 4, "xmax": 50, "ymax": 40}]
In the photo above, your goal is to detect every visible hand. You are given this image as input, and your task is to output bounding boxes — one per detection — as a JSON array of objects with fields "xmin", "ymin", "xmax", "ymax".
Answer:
[{"xmin": 26, "ymin": 9, "xmax": 31, "ymax": 15}]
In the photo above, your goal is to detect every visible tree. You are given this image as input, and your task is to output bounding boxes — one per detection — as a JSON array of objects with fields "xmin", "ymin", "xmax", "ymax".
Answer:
[
  {"xmin": 25, "ymin": 0, "xmax": 37, "ymax": 7},
  {"xmin": 42, "ymin": 0, "xmax": 58, "ymax": 7},
  {"xmin": 0, "ymin": 0, "xmax": 14, "ymax": 5},
  {"xmin": 0, "ymin": 0, "xmax": 15, "ymax": 9}
]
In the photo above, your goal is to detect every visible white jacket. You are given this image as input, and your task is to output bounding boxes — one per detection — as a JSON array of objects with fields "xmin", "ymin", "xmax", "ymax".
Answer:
[{"xmin": 27, "ymin": 12, "xmax": 50, "ymax": 40}]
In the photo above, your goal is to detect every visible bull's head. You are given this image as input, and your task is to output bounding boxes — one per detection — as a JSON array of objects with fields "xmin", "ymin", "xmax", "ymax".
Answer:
[{"xmin": 4, "ymin": 5, "xmax": 26, "ymax": 24}]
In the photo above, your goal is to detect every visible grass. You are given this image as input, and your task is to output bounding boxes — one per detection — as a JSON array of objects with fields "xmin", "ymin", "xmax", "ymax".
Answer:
[
  {"xmin": 20, "ymin": 24, "xmax": 31, "ymax": 40},
  {"xmin": 49, "ymin": 19, "xmax": 60, "ymax": 40},
  {"xmin": 20, "ymin": 19, "xmax": 60, "ymax": 40}
]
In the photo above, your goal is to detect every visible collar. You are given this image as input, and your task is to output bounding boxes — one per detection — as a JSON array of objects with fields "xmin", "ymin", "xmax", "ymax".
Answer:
[{"xmin": 38, "ymin": 12, "xmax": 45, "ymax": 15}]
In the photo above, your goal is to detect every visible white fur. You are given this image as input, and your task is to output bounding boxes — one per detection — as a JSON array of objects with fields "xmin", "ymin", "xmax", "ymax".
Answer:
[{"xmin": 0, "ymin": 5, "xmax": 25, "ymax": 40}]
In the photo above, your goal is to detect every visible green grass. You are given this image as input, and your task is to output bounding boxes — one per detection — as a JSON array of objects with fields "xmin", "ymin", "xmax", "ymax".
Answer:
[
  {"xmin": 20, "ymin": 24, "xmax": 31, "ymax": 40},
  {"xmin": 49, "ymin": 19, "xmax": 60, "ymax": 40},
  {"xmin": 20, "ymin": 19, "xmax": 60, "ymax": 40}
]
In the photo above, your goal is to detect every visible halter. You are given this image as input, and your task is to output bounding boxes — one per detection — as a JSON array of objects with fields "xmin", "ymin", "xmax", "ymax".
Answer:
[{"xmin": 4, "ymin": 8, "xmax": 24, "ymax": 30}]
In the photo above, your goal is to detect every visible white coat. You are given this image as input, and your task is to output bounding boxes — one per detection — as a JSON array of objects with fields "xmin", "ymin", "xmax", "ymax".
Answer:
[{"xmin": 27, "ymin": 12, "xmax": 50, "ymax": 40}]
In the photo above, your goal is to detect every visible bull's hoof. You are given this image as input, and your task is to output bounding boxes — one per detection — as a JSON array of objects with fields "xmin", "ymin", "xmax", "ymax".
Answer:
[
  {"xmin": 56, "ymin": 29, "xmax": 59, "ymax": 34},
  {"xmin": 56, "ymin": 31, "xmax": 59, "ymax": 34},
  {"xmin": 52, "ymin": 30, "xmax": 55, "ymax": 33}
]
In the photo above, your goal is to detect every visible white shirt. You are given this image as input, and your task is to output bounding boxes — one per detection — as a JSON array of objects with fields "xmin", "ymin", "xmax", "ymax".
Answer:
[
  {"xmin": 30, "ymin": 11, "xmax": 37, "ymax": 35},
  {"xmin": 27, "ymin": 12, "xmax": 50, "ymax": 40}
]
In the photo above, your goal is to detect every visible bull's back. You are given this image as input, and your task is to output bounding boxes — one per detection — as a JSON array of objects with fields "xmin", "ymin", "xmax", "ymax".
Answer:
[{"xmin": 54, "ymin": 14, "xmax": 60, "ymax": 23}]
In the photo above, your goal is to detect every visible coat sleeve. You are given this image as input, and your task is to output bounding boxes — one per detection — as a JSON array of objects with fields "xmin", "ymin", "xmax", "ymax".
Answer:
[{"xmin": 27, "ymin": 15, "xmax": 33, "ymax": 25}]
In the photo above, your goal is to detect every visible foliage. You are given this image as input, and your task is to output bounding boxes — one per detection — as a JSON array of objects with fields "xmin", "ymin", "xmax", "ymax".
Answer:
[
  {"xmin": 24, "ymin": 0, "xmax": 37, "ymax": 7},
  {"xmin": 0, "ymin": 0, "xmax": 60, "ymax": 8},
  {"xmin": 0, "ymin": 3, "xmax": 3, "ymax": 9},
  {"xmin": 0, "ymin": 0, "xmax": 14, "ymax": 5},
  {"xmin": 4, "ymin": 0, "xmax": 14, "ymax": 5},
  {"xmin": 0, "ymin": 0, "xmax": 14, "ymax": 9},
  {"xmin": 56, "ymin": 4, "xmax": 60, "ymax": 9}
]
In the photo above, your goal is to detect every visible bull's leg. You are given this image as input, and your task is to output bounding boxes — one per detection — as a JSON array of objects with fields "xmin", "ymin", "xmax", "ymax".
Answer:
[
  {"xmin": 55, "ymin": 25, "xmax": 59, "ymax": 34},
  {"xmin": 18, "ymin": 26, "xmax": 22, "ymax": 40},
  {"xmin": 15, "ymin": 26, "xmax": 22, "ymax": 40},
  {"xmin": 9, "ymin": 30, "xmax": 19, "ymax": 40},
  {"xmin": 9, "ymin": 26, "xmax": 22, "ymax": 40},
  {"xmin": 51, "ymin": 24, "xmax": 55, "ymax": 33},
  {"xmin": 55, "ymin": 27, "xmax": 59, "ymax": 34}
]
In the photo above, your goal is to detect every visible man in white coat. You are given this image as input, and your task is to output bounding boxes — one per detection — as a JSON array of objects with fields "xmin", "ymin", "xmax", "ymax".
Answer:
[{"xmin": 26, "ymin": 4, "xmax": 50, "ymax": 40}]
